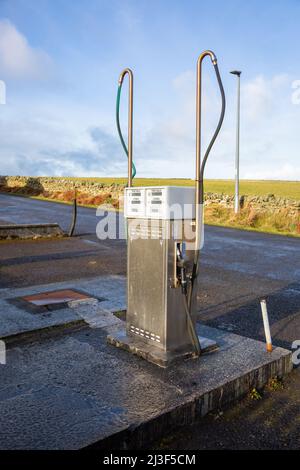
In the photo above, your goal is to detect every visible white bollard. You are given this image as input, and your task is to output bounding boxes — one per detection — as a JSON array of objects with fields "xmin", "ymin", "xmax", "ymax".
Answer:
[{"xmin": 260, "ymin": 299, "xmax": 272, "ymax": 352}]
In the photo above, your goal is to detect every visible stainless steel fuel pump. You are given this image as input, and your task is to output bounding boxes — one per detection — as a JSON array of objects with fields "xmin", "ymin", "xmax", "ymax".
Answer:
[{"xmin": 107, "ymin": 50, "xmax": 225, "ymax": 367}]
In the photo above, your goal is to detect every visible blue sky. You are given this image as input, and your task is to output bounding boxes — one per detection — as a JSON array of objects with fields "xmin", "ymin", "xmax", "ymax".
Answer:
[{"xmin": 0, "ymin": 0, "xmax": 300, "ymax": 179}]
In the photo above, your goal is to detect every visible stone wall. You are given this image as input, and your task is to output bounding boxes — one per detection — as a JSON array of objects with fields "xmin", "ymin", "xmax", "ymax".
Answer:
[
  {"xmin": 0, "ymin": 176, "xmax": 299, "ymax": 216},
  {"xmin": 205, "ymin": 192, "xmax": 299, "ymax": 216},
  {"xmin": 0, "ymin": 175, "xmax": 124, "ymax": 200}
]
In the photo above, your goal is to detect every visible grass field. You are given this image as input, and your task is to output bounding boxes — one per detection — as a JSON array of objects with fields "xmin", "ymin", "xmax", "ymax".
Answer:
[{"xmin": 63, "ymin": 177, "xmax": 300, "ymax": 200}]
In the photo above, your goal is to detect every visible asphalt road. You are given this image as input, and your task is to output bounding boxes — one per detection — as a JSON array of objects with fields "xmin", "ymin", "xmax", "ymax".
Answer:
[
  {"xmin": 0, "ymin": 193, "xmax": 107, "ymax": 235},
  {"xmin": 0, "ymin": 193, "xmax": 300, "ymax": 449},
  {"xmin": 1, "ymin": 193, "xmax": 299, "ymax": 347}
]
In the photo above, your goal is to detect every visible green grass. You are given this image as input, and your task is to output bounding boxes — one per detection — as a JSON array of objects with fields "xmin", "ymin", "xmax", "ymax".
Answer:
[
  {"xmin": 60, "ymin": 177, "xmax": 299, "ymax": 200},
  {"xmin": 205, "ymin": 204, "xmax": 299, "ymax": 238}
]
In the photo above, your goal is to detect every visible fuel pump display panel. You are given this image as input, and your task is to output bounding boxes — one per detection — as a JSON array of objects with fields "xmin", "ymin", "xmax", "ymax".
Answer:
[
  {"xmin": 124, "ymin": 188, "xmax": 145, "ymax": 218},
  {"xmin": 124, "ymin": 186, "xmax": 195, "ymax": 220}
]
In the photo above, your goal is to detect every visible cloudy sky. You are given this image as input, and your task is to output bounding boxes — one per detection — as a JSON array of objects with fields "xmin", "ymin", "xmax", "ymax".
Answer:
[{"xmin": 0, "ymin": 0, "xmax": 300, "ymax": 180}]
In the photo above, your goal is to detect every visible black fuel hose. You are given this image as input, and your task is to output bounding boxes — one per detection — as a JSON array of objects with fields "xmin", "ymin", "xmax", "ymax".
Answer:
[
  {"xmin": 68, "ymin": 187, "xmax": 77, "ymax": 237},
  {"xmin": 199, "ymin": 63, "xmax": 226, "ymax": 204}
]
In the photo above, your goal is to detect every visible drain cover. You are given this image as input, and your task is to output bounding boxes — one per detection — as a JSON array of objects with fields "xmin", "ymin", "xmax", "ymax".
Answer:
[{"xmin": 23, "ymin": 289, "xmax": 94, "ymax": 306}]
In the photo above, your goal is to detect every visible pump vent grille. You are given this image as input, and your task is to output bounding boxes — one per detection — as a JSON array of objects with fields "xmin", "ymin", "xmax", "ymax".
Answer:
[{"xmin": 130, "ymin": 325, "xmax": 161, "ymax": 343}]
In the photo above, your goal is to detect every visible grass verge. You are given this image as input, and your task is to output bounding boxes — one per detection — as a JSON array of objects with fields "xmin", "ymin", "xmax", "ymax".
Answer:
[{"xmin": 205, "ymin": 204, "xmax": 300, "ymax": 238}]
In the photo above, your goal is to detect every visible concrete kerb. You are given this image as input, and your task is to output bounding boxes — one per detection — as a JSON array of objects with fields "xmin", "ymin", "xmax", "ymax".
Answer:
[{"xmin": 0, "ymin": 223, "xmax": 65, "ymax": 240}]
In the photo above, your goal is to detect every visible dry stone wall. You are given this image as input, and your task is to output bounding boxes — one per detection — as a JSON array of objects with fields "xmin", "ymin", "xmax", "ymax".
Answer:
[{"xmin": 0, "ymin": 176, "xmax": 299, "ymax": 216}]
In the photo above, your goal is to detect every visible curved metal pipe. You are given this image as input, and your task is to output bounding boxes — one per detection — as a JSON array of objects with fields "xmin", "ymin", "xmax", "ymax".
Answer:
[
  {"xmin": 195, "ymin": 50, "xmax": 225, "ymax": 252},
  {"xmin": 118, "ymin": 68, "xmax": 134, "ymax": 187}
]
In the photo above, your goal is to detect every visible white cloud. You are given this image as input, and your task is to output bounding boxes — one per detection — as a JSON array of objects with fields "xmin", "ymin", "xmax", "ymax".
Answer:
[
  {"xmin": 244, "ymin": 163, "xmax": 298, "ymax": 180},
  {"xmin": 0, "ymin": 98, "xmax": 127, "ymax": 177},
  {"xmin": 0, "ymin": 19, "xmax": 52, "ymax": 79},
  {"xmin": 242, "ymin": 74, "xmax": 289, "ymax": 121},
  {"xmin": 239, "ymin": 74, "xmax": 300, "ymax": 179}
]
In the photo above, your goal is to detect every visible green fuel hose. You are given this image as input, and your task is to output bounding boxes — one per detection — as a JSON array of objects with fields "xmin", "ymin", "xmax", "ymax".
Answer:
[{"xmin": 116, "ymin": 85, "xmax": 136, "ymax": 179}]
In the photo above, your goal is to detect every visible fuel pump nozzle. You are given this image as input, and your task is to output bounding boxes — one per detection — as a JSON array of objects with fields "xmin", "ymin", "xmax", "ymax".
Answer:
[{"xmin": 176, "ymin": 245, "xmax": 187, "ymax": 295}]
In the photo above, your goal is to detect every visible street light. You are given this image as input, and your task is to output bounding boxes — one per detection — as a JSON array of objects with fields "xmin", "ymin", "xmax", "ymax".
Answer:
[{"xmin": 230, "ymin": 70, "xmax": 241, "ymax": 214}]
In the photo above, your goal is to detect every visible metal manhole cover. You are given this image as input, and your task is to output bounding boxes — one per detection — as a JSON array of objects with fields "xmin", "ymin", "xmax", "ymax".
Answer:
[
  {"xmin": 9, "ymin": 289, "xmax": 106, "ymax": 314},
  {"xmin": 22, "ymin": 289, "xmax": 96, "ymax": 306}
]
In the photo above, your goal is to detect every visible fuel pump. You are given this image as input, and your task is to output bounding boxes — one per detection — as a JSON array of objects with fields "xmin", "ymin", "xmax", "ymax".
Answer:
[{"xmin": 107, "ymin": 50, "xmax": 225, "ymax": 367}]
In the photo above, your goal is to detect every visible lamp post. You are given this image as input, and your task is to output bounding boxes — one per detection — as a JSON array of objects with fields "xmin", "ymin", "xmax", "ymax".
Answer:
[{"xmin": 230, "ymin": 70, "xmax": 241, "ymax": 214}]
